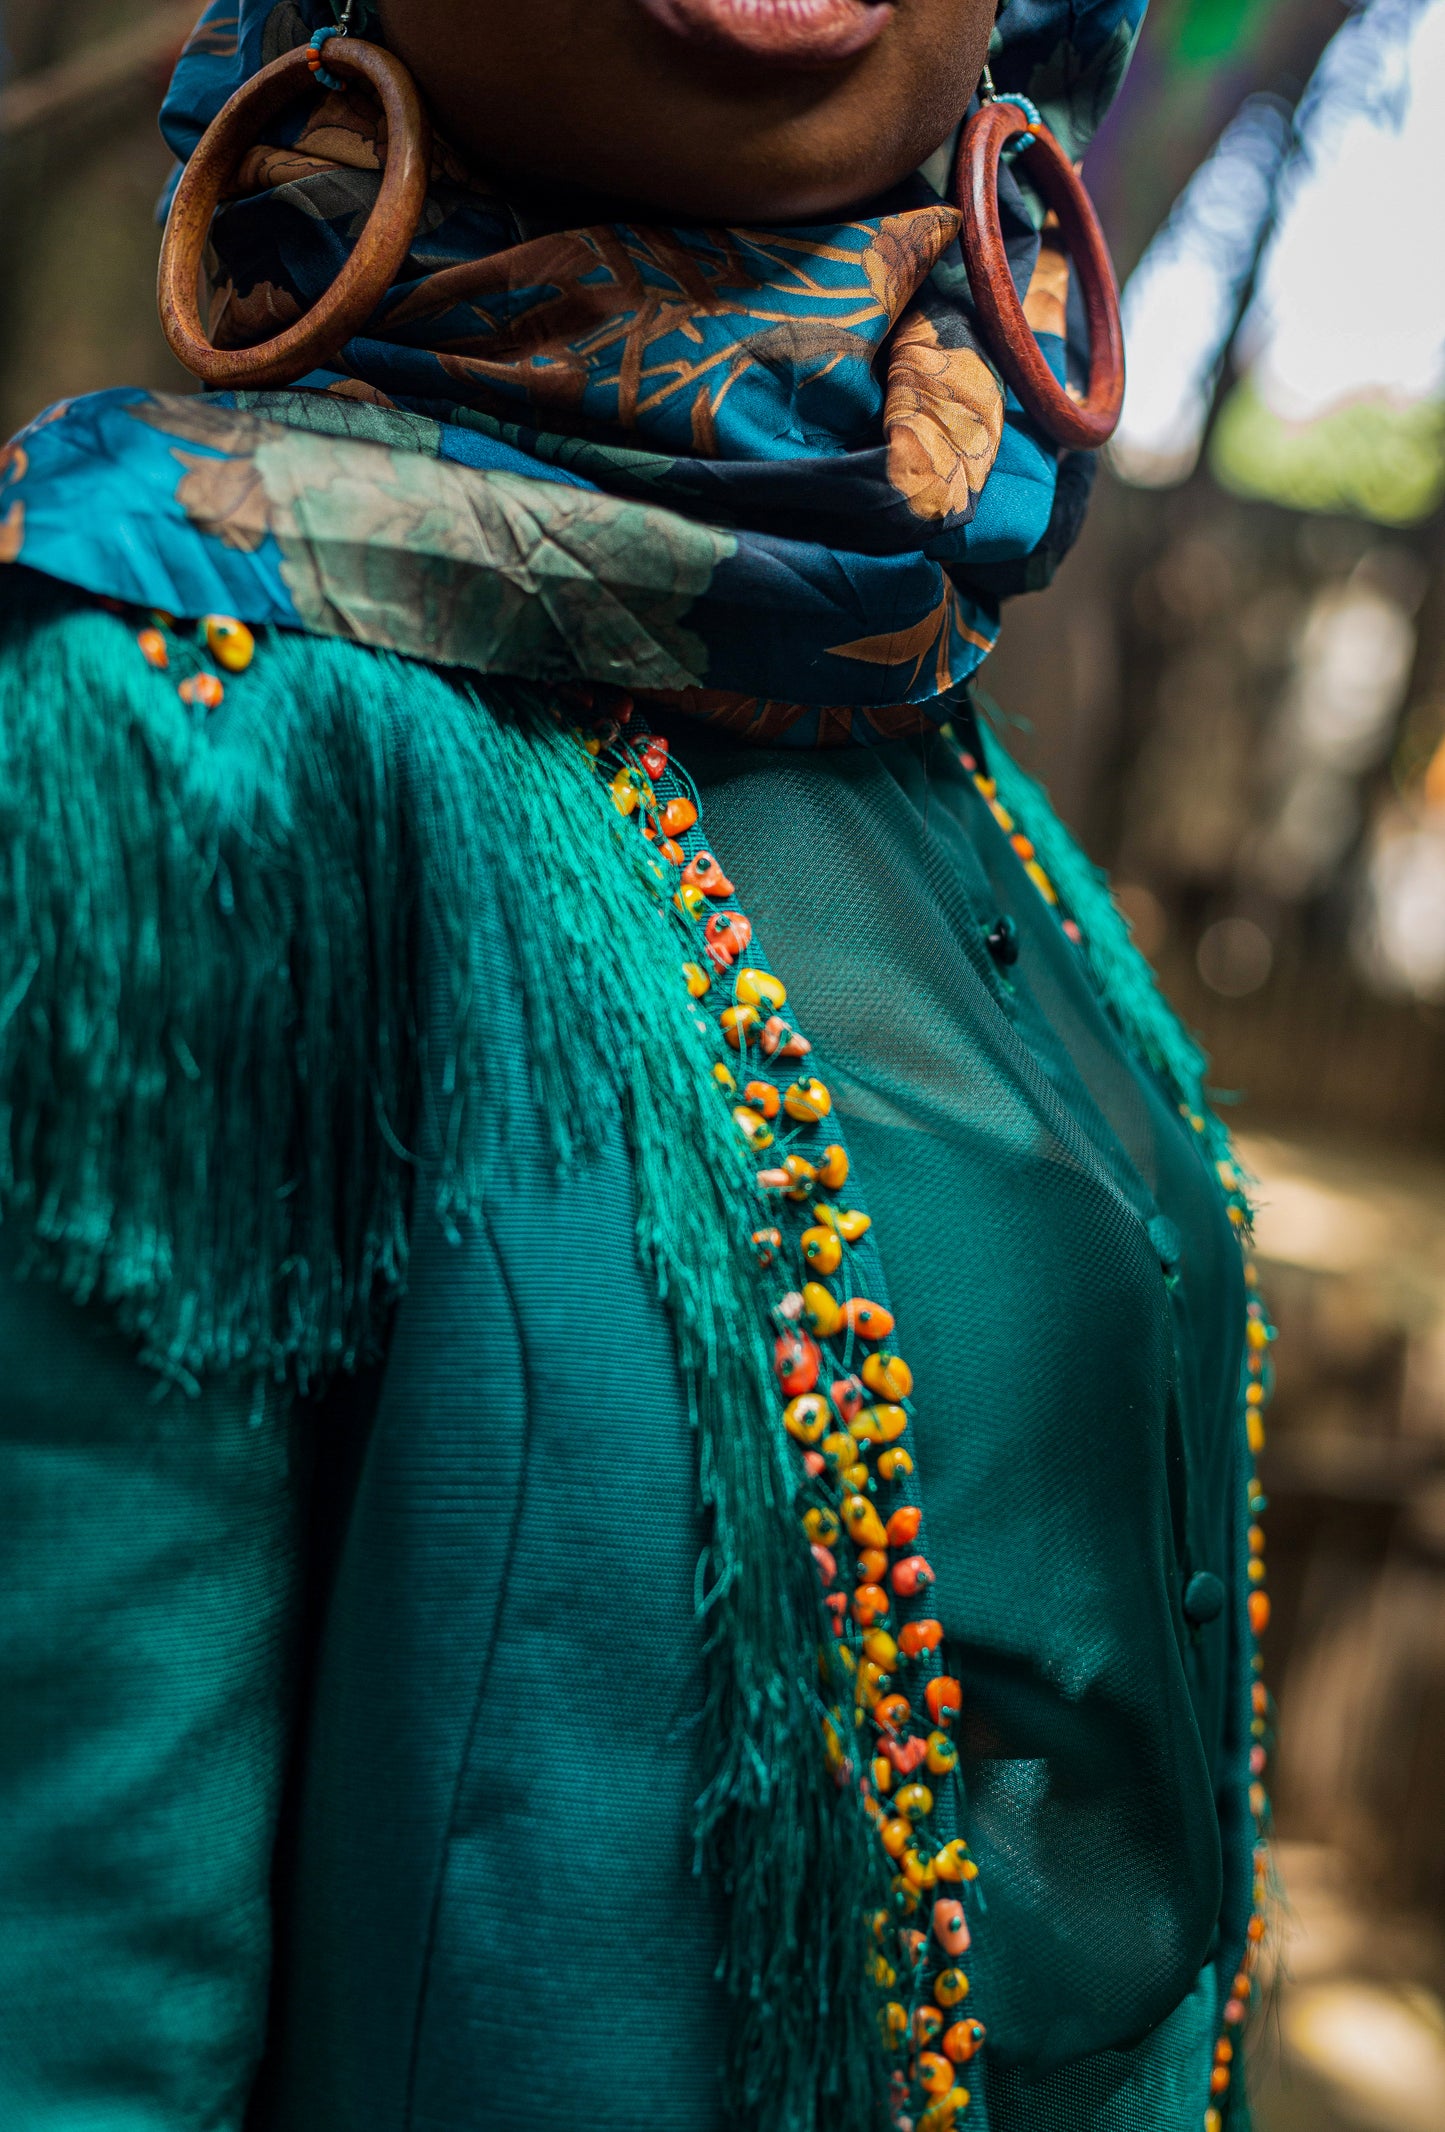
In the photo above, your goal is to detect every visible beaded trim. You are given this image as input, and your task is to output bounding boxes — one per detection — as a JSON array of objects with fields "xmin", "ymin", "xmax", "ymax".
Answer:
[
  {"xmin": 959, "ymin": 735, "xmax": 1274, "ymax": 2130},
  {"xmin": 587, "ymin": 698, "xmax": 982, "ymax": 2130}
]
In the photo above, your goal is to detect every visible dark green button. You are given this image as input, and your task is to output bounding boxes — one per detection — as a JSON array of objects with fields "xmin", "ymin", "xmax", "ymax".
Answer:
[{"xmin": 1183, "ymin": 1571, "xmax": 1225, "ymax": 1625}]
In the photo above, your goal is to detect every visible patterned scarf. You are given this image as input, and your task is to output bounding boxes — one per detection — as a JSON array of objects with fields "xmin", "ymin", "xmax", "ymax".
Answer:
[{"xmin": 0, "ymin": 0, "xmax": 1145, "ymax": 743}]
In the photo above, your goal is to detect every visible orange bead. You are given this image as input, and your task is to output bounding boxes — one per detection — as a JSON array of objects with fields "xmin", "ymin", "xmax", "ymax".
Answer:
[
  {"xmin": 892, "ymin": 1554, "xmax": 935, "ymax": 1597},
  {"xmin": 179, "ymin": 672, "xmax": 224, "ymax": 708},
  {"xmin": 918, "ymin": 2052, "xmax": 953, "ymax": 2096},
  {"xmin": 900, "ymin": 1619, "xmax": 944, "ymax": 1657},
  {"xmin": 926, "ymin": 1677, "xmax": 963, "ymax": 1726},
  {"xmin": 775, "ymin": 1332, "xmax": 821, "ymax": 1397},
  {"xmin": 886, "ymin": 1506, "xmax": 922, "ymax": 1548},
  {"xmin": 660, "ymin": 796, "xmax": 698, "ymax": 836},
  {"xmin": 1248, "ymin": 1590, "xmax": 1271, "ymax": 1636},
  {"xmin": 933, "ymin": 1897, "xmax": 971, "ymax": 1956},
  {"xmin": 912, "ymin": 2005, "xmax": 944, "ymax": 2045},
  {"xmin": 857, "ymin": 1547, "xmax": 889, "ymax": 1585},
  {"xmin": 942, "ymin": 2019, "xmax": 986, "ymax": 2065},
  {"xmin": 880, "ymin": 1817, "xmax": 912, "ymax": 1858},
  {"xmin": 842, "ymin": 1297, "xmax": 895, "ymax": 1341},
  {"xmin": 137, "ymin": 627, "xmax": 168, "ymax": 670},
  {"xmin": 815, "ymin": 1144, "xmax": 850, "ymax": 1190},
  {"xmin": 744, "ymin": 1079, "xmax": 781, "ymax": 1119},
  {"xmin": 853, "ymin": 1584, "xmax": 890, "ymax": 1627},
  {"xmin": 873, "ymin": 1693, "xmax": 910, "ymax": 1735},
  {"xmin": 831, "ymin": 1374, "xmax": 866, "ymax": 1423},
  {"xmin": 680, "ymin": 850, "xmax": 734, "ymax": 897},
  {"xmin": 895, "ymin": 1782, "xmax": 934, "ymax": 1819}
]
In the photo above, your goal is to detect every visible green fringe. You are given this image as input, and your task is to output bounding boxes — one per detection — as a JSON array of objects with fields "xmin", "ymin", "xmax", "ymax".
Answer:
[
  {"xmin": 0, "ymin": 572, "xmax": 889, "ymax": 2132},
  {"xmin": 982, "ymin": 723, "xmax": 1239, "ymax": 1182}
]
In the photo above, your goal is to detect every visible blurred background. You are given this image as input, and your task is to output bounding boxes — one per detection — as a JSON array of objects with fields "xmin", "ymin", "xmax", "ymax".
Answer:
[{"xmin": 1, "ymin": 2, "xmax": 1443, "ymax": 2126}]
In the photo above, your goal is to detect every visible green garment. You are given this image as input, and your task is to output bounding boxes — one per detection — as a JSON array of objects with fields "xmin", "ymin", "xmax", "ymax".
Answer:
[{"xmin": 0, "ymin": 668, "xmax": 1253, "ymax": 2130}]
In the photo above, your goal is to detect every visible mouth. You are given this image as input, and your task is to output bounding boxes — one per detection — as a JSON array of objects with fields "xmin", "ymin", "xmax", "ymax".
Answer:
[{"xmin": 635, "ymin": 0, "xmax": 895, "ymax": 68}]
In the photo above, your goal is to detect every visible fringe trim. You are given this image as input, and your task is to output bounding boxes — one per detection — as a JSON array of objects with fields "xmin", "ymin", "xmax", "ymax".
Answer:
[{"xmin": 0, "ymin": 573, "xmax": 888, "ymax": 2131}]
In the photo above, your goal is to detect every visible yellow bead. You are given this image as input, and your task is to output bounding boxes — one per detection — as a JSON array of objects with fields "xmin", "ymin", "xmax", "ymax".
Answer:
[
  {"xmin": 877, "ymin": 1447, "xmax": 914, "ymax": 1481},
  {"xmin": 856, "ymin": 1660, "xmax": 888, "ymax": 1709},
  {"xmin": 934, "ymin": 1967, "xmax": 970, "ymax": 2007},
  {"xmin": 863, "ymin": 1629, "xmax": 899, "ymax": 1669},
  {"xmin": 801, "ymin": 1282, "xmax": 843, "ymax": 1338},
  {"xmin": 733, "ymin": 1106, "xmax": 773, "ymax": 1151},
  {"xmin": 784, "ymin": 1077, "xmax": 833, "ymax": 1123},
  {"xmin": 872, "ymin": 1754, "xmax": 894, "ymax": 1795},
  {"xmin": 815, "ymin": 1202, "xmax": 871, "ymax": 1241},
  {"xmin": 820, "ymin": 1431, "xmax": 856, "ymax": 1473},
  {"xmin": 721, "ymin": 1005, "xmax": 760, "ymax": 1049},
  {"xmin": 1024, "ymin": 858, "xmax": 1058, "ymax": 903},
  {"xmin": 844, "ymin": 1461, "xmax": 870, "ymax": 1489},
  {"xmin": 863, "ymin": 1352, "xmax": 913, "ymax": 1400},
  {"xmin": 927, "ymin": 1736, "xmax": 961, "ymax": 1778},
  {"xmin": 934, "ymin": 1838, "xmax": 970, "ymax": 1879},
  {"xmin": 902, "ymin": 1844, "xmax": 938, "ymax": 1890},
  {"xmin": 684, "ymin": 962, "xmax": 712, "ymax": 997},
  {"xmin": 851, "ymin": 1403, "xmax": 909, "ymax": 1444},
  {"xmin": 783, "ymin": 1394, "xmax": 830, "ymax": 1444},
  {"xmin": 674, "ymin": 882, "xmax": 707, "ymax": 919},
  {"xmin": 880, "ymin": 2001, "xmax": 909, "ymax": 2044},
  {"xmin": 815, "ymin": 1145, "xmax": 850, "ymax": 1191},
  {"xmin": 919, "ymin": 2086, "xmax": 969, "ymax": 2131},
  {"xmin": 735, "ymin": 968, "xmax": 787, "ymax": 1013},
  {"xmin": 880, "ymin": 1817, "xmax": 912, "ymax": 1859},
  {"xmin": 842, "ymin": 1495, "xmax": 888, "ymax": 1549},
  {"xmin": 803, "ymin": 1506, "xmax": 840, "ymax": 1545},
  {"xmin": 713, "ymin": 1062, "xmax": 736, "ymax": 1090},
  {"xmin": 204, "ymin": 614, "xmax": 255, "ymax": 672},
  {"xmin": 895, "ymin": 1782, "xmax": 934, "ymax": 1819},
  {"xmin": 870, "ymin": 1952, "xmax": 897, "ymax": 1989},
  {"xmin": 610, "ymin": 768, "xmax": 643, "ymax": 815},
  {"xmin": 801, "ymin": 1226, "xmax": 843, "ymax": 1275}
]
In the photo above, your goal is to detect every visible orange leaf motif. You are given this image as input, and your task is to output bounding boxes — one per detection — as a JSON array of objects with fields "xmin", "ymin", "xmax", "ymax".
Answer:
[
  {"xmin": 829, "ymin": 584, "xmax": 994, "ymax": 697},
  {"xmin": 883, "ymin": 312, "xmax": 1004, "ymax": 524}
]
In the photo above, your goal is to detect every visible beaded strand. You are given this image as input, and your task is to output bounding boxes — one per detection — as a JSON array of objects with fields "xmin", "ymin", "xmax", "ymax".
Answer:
[
  {"xmin": 589, "ymin": 699, "xmax": 984, "ymax": 2130},
  {"xmin": 958, "ymin": 736, "xmax": 1275, "ymax": 2131}
]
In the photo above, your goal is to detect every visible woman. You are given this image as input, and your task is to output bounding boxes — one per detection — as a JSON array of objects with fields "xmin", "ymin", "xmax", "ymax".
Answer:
[{"xmin": 0, "ymin": 3, "xmax": 1270, "ymax": 2129}]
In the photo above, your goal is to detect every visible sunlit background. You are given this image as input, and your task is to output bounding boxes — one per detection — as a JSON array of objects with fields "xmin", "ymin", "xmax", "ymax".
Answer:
[{"xmin": 2, "ymin": 2, "xmax": 1444, "ymax": 2125}]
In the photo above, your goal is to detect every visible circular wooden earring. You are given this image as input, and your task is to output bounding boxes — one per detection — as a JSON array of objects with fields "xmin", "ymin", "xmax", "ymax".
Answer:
[
  {"xmin": 956, "ymin": 97, "xmax": 1125, "ymax": 452},
  {"xmin": 158, "ymin": 39, "xmax": 431, "ymax": 392}
]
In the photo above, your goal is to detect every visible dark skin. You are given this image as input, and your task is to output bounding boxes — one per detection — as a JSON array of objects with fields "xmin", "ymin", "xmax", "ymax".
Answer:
[{"xmin": 377, "ymin": 0, "xmax": 996, "ymax": 220}]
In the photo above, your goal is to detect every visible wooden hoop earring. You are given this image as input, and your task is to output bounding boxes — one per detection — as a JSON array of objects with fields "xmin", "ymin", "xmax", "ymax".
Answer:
[
  {"xmin": 956, "ymin": 97, "xmax": 1125, "ymax": 452},
  {"xmin": 158, "ymin": 39, "xmax": 431, "ymax": 392}
]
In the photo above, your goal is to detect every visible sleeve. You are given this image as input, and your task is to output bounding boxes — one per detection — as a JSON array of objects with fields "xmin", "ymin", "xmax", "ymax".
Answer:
[{"xmin": 0, "ymin": 1238, "xmax": 306, "ymax": 2129}]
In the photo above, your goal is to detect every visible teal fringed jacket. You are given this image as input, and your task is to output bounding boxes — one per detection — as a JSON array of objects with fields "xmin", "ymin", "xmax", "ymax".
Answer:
[{"xmin": 0, "ymin": 582, "xmax": 1258, "ymax": 2132}]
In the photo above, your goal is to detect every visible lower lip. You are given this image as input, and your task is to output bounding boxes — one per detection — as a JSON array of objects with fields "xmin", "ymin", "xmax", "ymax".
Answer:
[{"xmin": 635, "ymin": 0, "xmax": 894, "ymax": 67}]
